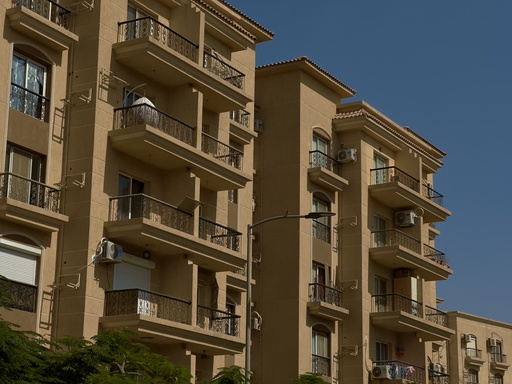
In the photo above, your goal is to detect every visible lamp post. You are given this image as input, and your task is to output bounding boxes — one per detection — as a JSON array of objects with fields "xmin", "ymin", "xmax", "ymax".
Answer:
[{"xmin": 244, "ymin": 211, "xmax": 335, "ymax": 382}]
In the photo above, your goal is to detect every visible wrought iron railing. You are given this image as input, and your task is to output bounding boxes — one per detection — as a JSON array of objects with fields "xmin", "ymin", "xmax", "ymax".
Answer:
[
  {"xmin": 370, "ymin": 166, "xmax": 445, "ymax": 206},
  {"xmin": 10, "ymin": 83, "xmax": 49, "ymax": 121},
  {"xmin": 0, "ymin": 172, "xmax": 61, "ymax": 212},
  {"xmin": 309, "ymin": 283, "xmax": 343, "ymax": 307},
  {"xmin": 312, "ymin": 220, "xmax": 331, "ymax": 243},
  {"xmin": 114, "ymin": 104, "xmax": 196, "ymax": 146},
  {"xmin": 198, "ymin": 217, "xmax": 241, "ymax": 251},
  {"xmin": 491, "ymin": 352, "xmax": 508, "ymax": 364},
  {"xmin": 425, "ymin": 305, "xmax": 448, "ymax": 326},
  {"xmin": 203, "ymin": 51, "xmax": 245, "ymax": 89},
  {"xmin": 466, "ymin": 348, "xmax": 482, "ymax": 359},
  {"xmin": 229, "ymin": 110, "xmax": 250, "ymax": 128},
  {"xmin": 371, "ymin": 229, "xmax": 421, "ymax": 254},
  {"xmin": 13, "ymin": 0, "xmax": 71, "ymax": 29},
  {"xmin": 4, "ymin": 280, "xmax": 37, "ymax": 313},
  {"xmin": 428, "ymin": 370, "xmax": 450, "ymax": 384},
  {"xmin": 104, "ymin": 289, "xmax": 191, "ymax": 324},
  {"xmin": 374, "ymin": 361, "xmax": 424, "ymax": 383},
  {"xmin": 423, "ymin": 244, "xmax": 448, "ymax": 266},
  {"xmin": 196, "ymin": 305, "xmax": 240, "ymax": 336},
  {"xmin": 108, "ymin": 194, "xmax": 193, "ymax": 234},
  {"xmin": 312, "ymin": 354, "xmax": 330, "ymax": 377},
  {"xmin": 309, "ymin": 150, "xmax": 342, "ymax": 176},
  {"xmin": 117, "ymin": 17, "xmax": 198, "ymax": 62},
  {"xmin": 372, "ymin": 293, "xmax": 423, "ymax": 318},
  {"xmin": 201, "ymin": 133, "xmax": 243, "ymax": 170}
]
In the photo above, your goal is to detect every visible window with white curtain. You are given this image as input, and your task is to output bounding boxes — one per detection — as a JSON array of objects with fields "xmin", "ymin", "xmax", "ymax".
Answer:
[
  {"xmin": 10, "ymin": 52, "xmax": 48, "ymax": 120},
  {"xmin": 312, "ymin": 325, "xmax": 330, "ymax": 377}
]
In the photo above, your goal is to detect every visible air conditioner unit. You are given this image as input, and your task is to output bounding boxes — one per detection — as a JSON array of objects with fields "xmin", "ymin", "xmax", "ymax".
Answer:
[
  {"xmin": 463, "ymin": 334, "xmax": 474, "ymax": 343},
  {"xmin": 338, "ymin": 148, "xmax": 357, "ymax": 163},
  {"xmin": 254, "ymin": 119, "xmax": 264, "ymax": 133},
  {"xmin": 97, "ymin": 241, "xmax": 122, "ymax": 263},
  {"xmin": 371, "ymin": 365, "xmax": 392, "ymax": 380},
  {"xmin": 488, "ymin": 338, "xmax": 498, "ymax": 347},
  {"xmin": 433, "ymin": 363, "xmax": 444, "ymax": 373},
  {"xmin": 395, "ymin": 210, "xmax": 416, "ymax": 227}
]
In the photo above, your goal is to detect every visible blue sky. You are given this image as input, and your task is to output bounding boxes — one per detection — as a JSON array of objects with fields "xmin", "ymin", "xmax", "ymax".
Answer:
[{"xmin": 229, "ymin": 0, "xmax": 512, "ymax": 323}]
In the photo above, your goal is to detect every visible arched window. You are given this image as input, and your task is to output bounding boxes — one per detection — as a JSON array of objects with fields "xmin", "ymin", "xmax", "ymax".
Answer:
[
  {"xmin": 312, "ymin": 324, "xmax": 331, "ymax": 377},
  {"xmin": 10, "ymin": 46, "xmax": 50, "ymax": 121}
]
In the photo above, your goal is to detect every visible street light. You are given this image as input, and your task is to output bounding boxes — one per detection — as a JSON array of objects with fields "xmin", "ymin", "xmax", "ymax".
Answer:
[{"xmin": 244, "ymin": 211, "xmax": 335, "ymax": 382}]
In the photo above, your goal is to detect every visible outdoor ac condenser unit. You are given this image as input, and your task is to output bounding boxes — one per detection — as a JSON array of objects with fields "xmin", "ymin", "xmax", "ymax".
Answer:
[
  {"xmin": 395, "ymin": 210, "xmax": 416, "ymax": 227},
  {"xmin": 371, "ymin": 365, "xmax": 392, "ymax": 380}
]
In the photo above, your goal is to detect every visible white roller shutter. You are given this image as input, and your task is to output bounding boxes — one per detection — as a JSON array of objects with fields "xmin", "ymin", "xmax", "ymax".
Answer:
[{"xmin": 0, "ymin": 247, "xmax": 38, "ymax": 285}]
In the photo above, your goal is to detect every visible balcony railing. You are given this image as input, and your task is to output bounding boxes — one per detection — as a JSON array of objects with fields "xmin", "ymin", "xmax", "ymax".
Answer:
[
  {"xmin": 113, "ymin": 103, "xmax": 196, "ymax": 146},
  {"xmin": 309, "ymin": 150, "xmax": 342, "ymax": 176},
  {"xmin": 108, "ymin": 194, "xmax": 193, "ymax": 234},
  {"xmin": 309, "ymin": 283, "xmax": 343, "ymax": 307},
  {"xmin": 492, "ymin": 353, "xmax": 508, "ymax": 364},
  {"xmin": 196, "ymin": 305, "xmax": 240, "ymax": 336},
  {"xmin": 3, "ymin": 280, "xmax": 37, "ymax": 313},
  {"xmin": 370, "ymin": 166, "xmax": 445, "ymax": 206},
  {"xmin": 374, "ymin": 361, "xmax": 424, "ymax": 383},
  {"xmin": 229, "ymin": 110, "xmax": 250, "ymax": 128},
  {"xmin": 423, "ymin": 244, "xmax": 448, "ymax": 266},
  {"xmin": 201, "ymin": 133, "xmax": 243, "ymax": 170},
  {"xmin": 371, "ymin": 229, "xmax": 421, "ymax": 254},
  {"xmin": 372, "ymin": 293, "xmax": 423, "ymax": 318},
  {"xmin": 466, "ymin": 348, "xmax": 482, "ymax": 359},
  {"xmin": 425, "ymin": 305, "xmax": 448, "ymax": 327},
  {"xmin": 312, "ymin": 220, "xmax": 331, "ymax": 244},
  {"xmin": 198, "ymin": 217, "xmax": 241, "ymax": 252},
  {"xmin": 203, "ymin": 51, "xmax": 245, "ymax": 90},
  {"xmin": 312, "ymin": 354, "xmax": 330, "ymax": 377},
  {"xmin": 104, "ymin": 289, "xmax": 191, "ymax": 324},
  {"xmin": 10, "ymin": 83, "xmax": 48, "ymax": 121},
  {"xmin": 429, "ymin": 368, "xmax": 449, "ymax": 384},
  {"xmin": 0, "ymin": 172, "xmax": 61, "ymax": 212},
  {"xmin": 117, "ymin": 17, "xmax": 198, "ymax": 62},
  {"xmin": 13, "ymin": 0, "xmax": 71, "ymax": 29}
]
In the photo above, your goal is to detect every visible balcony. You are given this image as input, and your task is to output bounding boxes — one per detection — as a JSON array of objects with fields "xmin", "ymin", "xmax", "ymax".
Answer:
[
  {"xmin": 104, "ymin": 194, "xmax": 245, "ymax": 272},
  {"xmin": 369, "ymin": 167, "xmax": 450, "ymax": 223},
  {"xmin": 307, "ymin": 283, "xmax": 349, "ymax": 321},
  {"xmin": 491, "ymin": 353, "xmax": 510, "ymax": 371},
  {"xmin": 371, "ymin": 294, "xmax": 454, "ymax": 341},
  {"xmin": 0, "ymin": 173, "xmax": 68, "ymax": 232},
  {"xmin": 370, "ymin": 229, "xmax": 452, "ymax": 281},
  {"xmin": 308, "ymin": 151, "xmax": 348, "ymax": 191},
  {"xmin": 373, "ymin": 361, "xmax": 424, "ymax": 383},
  {"xmin": 229, "ymin": 110, "xmax": 255, "ymax": 145},
  {"xmin": 4, "ymin": 280, "xmax": 37, "ymax": 313},
  {"xmin": 429, "ymin": 368, "xmax": 449, "ymax": 384},
  {"xmin": 100, "ymin": 289, "xmax": 244, "ymax": 355},
  {"xmin": 465, "ymin": 348, "xmax": 485, "ymax": 366},
  {"xmin": 110, "ymin": 104, "xmax": 251, "ymax": 191},
  {"xmin": 113, "ymin": 17, "xmax": 250, "ymax": 112},
  {"xmin": 6, "ymin": 0, "xmax": 78, "ymax": 51}
]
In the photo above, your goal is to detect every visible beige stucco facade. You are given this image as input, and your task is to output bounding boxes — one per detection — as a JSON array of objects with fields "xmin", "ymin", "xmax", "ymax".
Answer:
[{"xmin": 0, "ymin": 0, "xmax": 272, "ymax": 382}]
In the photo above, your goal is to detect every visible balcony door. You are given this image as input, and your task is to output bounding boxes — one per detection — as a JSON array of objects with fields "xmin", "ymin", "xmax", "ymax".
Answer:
[
  {"xmin": 127, "ymin": 3, "xmax": 150, "ymax": 40},
  {"xmin": 312, "ymin": 262, "xmax": 326, "ymax": 301},
  {"xmin": 118, "ymin": 174, "xmax": 145, "ymax": 219},
  {"xmin": 312, "ymin": 325, "xmax": 330, "ymax": 377},
  {"xmin": 5, "ymin": 144, "xmax": 44, "ymax": 206},
  {"xmin": 373, "ymin": 215, "xmax": 386, "ymax": 247},
  {"xmin": 312, "ymin": 135, "xmax": 329, "ymax": 168},
  {"xmin": 373, "ymin": 153, "xmax": 387, "ymax": 184},
  {"xmin": 374, "ymin": 275, "xmax": 388, "ymax": 312}
]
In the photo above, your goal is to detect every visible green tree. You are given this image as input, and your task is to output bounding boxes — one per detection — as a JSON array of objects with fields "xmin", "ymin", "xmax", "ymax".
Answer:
[
  {"xmin": 211, "ymin": 365, "xmax": 250, "ymax": 384},
  {"xmin": 293, "ymin": 372, "xmax": 329, "ymax": 384}
]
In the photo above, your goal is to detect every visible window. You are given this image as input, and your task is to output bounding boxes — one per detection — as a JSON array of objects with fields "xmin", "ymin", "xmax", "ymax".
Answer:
[
  {"xmin": 493, "ymin": 374, "xmax": 503, "ymax": 384},
  {"xmin": 312, "ymin": 134, "xmax": 329, "ymax": 169},
  {"xmin": 374, "ymin": 276, "xmax": 388, "ymax": 312},
  {"xmin": 4, "ymin": 144, "xmax": 45, "ymax": 207},
  {"xmin": 373, "ymin": 215, "xmax": 386, "ymax": 247},
  {"xmin": 373, "ymin": 153, "xmax": 387, "ymax": 184},
  {"xmin": 375, "ymin": 341, "xmax": 390, "ymax": 362},
  {"xmin": 311, "ymin": 263, "xmax": 327, "ymax": 301},
  {"xmin": 118, "ymin": 174, "xmax": 145, "ymax": 219},
  {"xmin": 467, "ymin": 369, "xmax": 478, "ymax": 384},
  {"xmin": 225, "ymin": 301, "xmax": 236, "ymax": 336},
  {"xmin": 465, "ymin": 335, "xmax": 479, "ymax": 358},
  {"xmin": 312, "ymin": 194, "xmax": 331, "ymax": 243},
  {"xmin": 312, "ymin": 325, "xmax": 330, "ymax": 377},
  {"xmin": 0, "ymin": 237, "xmax": 41, "ymax": 312},
  {"xmin": 10, "ymin": 52, "xmax": 48, "ymax": 120},
  {"xmin": 126, "ymin": 3, "xmax": 151, "ymax": 40},
  {"xmin": 491, "ymin": 339, "xmax": 504, "ymax": 363}
]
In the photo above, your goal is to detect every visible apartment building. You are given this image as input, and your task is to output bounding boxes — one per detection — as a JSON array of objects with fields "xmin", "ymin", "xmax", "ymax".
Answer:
[
  {"xmin": 447, "ymin": 312, "xmax": 512, "ymax": 384},
  {"xmin": 252, "ymin": 57, "xmax": 454, "ymax": 384},
  {"xmin": 0, "ymin": 0, "xmax": 272, "ymax": 381}
]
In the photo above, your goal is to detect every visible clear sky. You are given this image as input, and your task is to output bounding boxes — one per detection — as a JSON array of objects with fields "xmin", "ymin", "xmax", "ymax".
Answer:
[{"xmin": 228, "ymin": 0, "xmax": 512, "ymax": 323}]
